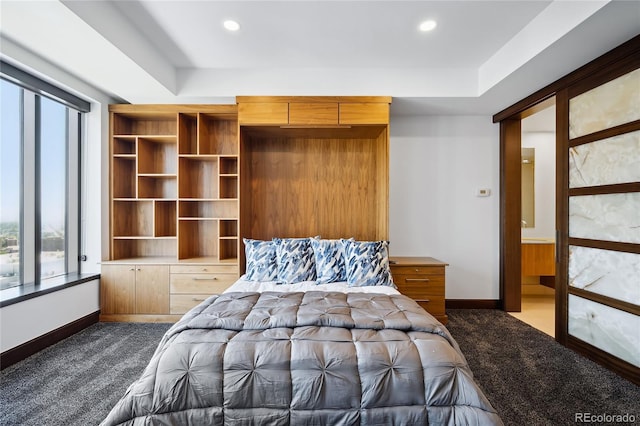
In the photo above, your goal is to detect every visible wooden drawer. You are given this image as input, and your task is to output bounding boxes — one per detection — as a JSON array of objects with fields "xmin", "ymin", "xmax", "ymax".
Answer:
[
  {"xmin": 170, "ymin": 294, "xmax": 212, "ymax": 315},
  {"xmin": 170, "ymin": 264, "xmax": 238, "ymax": 274},
  {"xmin": 170, "ymin": 273, "xmax": 237, "ymax": 293},
  {"xmin": 394, "ymin": 275, "xmax": 445, "ymax": 298},
  {"xmin": 390, "ymin": 265, "xmax": 445, "ymax": 276}
]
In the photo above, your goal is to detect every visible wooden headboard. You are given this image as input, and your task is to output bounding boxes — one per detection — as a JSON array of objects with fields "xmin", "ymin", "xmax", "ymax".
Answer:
[{"xmin": 237, "ymin": 96, "xmax": 391, "ymax": 271}]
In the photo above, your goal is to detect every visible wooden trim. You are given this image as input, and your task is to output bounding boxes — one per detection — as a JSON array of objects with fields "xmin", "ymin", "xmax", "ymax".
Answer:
[
  {"xmin": 567, "ymin": 336, "xmax": 640, "ymax": 386},
  {"xmin": 493, "ymin": 34, "xmax": 640, "ymax": 122},
  {"xmin": 569, "ymin": 182, "xmax": 640, "ymax": 196},
  {"xmin": 569, "ymin": 287, "xmax": 640, "ymax": 316},
  {"xmin": 446, "ymin": 299, "xmax": 502, "ymax": 309},
  {"xmin": 109, "ymin": 104, "xmax": 237, "ymax": 115},
  {"xmin": 555, "ymin": 88, "xmax": 570, "ymax": 345},
  {"xmin": 568, "ymin": 238, "xmax": 640, "ymax": 255},
  {"xmin": 99, "ymin": 313, "xmax": 181, "ymax": 323},
  {"xmin": 0, "ymin": 311, "xmax": 99, "ymax": 370},
  {"xmin": 518, "ymin": 96, "xmax": 556, "ymax": 120},
  {"xmin": 567, "ymin": 54, "xmax": 640, "ymax": 99},
  {"xmin": 569, "ymin": 120, "xmax": 640, "ymax": 146},
  {"xmin": 500, "ymin": 119, "xmax": 522, "ymax": 312}
]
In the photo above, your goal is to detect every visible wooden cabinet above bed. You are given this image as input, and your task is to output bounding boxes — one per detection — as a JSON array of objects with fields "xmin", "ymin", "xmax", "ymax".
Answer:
[
  {"xmin": 237, "ymin": 96, "xmax": 390, "ymax": 126},
  {"xmin": 237, "ymin": 96, "xmax": 391, "ymax": 272}
]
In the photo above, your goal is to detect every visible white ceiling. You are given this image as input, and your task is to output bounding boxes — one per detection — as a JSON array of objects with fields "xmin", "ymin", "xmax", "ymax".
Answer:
[{"xmin": 1, "ymin": 1, "xmax": 639, "ymax": 117}]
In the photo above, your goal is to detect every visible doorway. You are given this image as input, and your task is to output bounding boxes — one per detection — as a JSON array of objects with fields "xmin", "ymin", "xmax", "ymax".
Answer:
[{"xmin": 507, "ymin": 101, "xmax": 557, "ymax": 336}]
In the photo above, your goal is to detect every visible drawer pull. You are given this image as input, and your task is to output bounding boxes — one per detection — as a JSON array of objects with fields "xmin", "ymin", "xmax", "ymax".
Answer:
[
  {"xmin": 405, "ymin": 278, "xmax": 430, "ymax": 283},
  {"xmin": 192, "ymin": 297, "xmax": 206, "ymax": 302},
  {"xmin": 192, "ymin": 277, "xmax": 218, "ymax": 281}
]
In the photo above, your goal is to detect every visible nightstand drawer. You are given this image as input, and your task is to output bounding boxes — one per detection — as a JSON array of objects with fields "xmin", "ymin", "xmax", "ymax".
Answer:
[
  {"xmin": 394, "ymin": 275, "xmax": 444, "ymax": 298},
  {"xmin": 390, "ymin": 265, "xmax": 445, "ymax": 276}
]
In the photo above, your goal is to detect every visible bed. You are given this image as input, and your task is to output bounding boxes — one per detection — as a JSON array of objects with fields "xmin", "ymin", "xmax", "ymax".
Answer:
[{"xmin": 101, "ymin": 238, "xmax": 503, "ymax": 425}]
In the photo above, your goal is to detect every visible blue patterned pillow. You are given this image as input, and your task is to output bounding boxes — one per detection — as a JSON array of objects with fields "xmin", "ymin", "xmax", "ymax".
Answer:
[
  {"xmin": 243, "ymin": 238, "xmax": 277, "ymax": 282},
  {"xmin": 342, "ymin": 239, "xmax": 395, "ymax": 287},
  {"xmin": 273, "ymin": 237, "xmax": 316, "ymax": 284},
  {"xmin": 310, "ymin": 238, "xmax": 350, "ymax": 284}
]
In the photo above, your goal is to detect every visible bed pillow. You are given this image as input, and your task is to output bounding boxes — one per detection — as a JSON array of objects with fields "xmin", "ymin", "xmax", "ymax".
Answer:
[
  {"xmin": 273, "ymin": 237, "xmax": 317, "ymax": 284},
  {"xmin": 310, "ymin": 237, "xmax": 350, "ymax": 284},
  {"xmin": 342, "ymin": 239, "xmax": 395, "ymax": 287},
  {"xmin": 243, "ymin": 238, "xmax": 278, "ymax": 282}
]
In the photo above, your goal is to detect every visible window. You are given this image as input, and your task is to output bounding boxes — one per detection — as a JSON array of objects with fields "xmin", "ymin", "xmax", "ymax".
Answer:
[
  {"xmin": 0, "ymin": 63, "xmax": 88, "ymax": 290},
  {"xmin": 0, "ymin": 80, "xmax": 21, "ymax": 288}
]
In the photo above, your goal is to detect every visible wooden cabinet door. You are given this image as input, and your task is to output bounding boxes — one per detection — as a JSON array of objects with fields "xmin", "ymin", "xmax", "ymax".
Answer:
[
  {"xmin": 238, "ymin": 102, "xmax": 288, "ymax": 125},
  {"xmin": 101, "ymin": 264, "xmax": 136, "ymax": 314},
  {"xmin": 339, "ymin": 103, "xmax": 389, "ymax": 124},
  {"xmin": 289, "ymin": 102, "xmax": 338, "ymax": 125},
  {"xmin": 135, "ymin": 265, "xmax": 170, "ymax": 314}
]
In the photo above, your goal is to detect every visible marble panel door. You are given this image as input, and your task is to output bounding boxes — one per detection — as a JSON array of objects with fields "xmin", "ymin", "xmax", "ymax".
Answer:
[{"xmin": 566, "ymin": 67, "xmax": 640, "ymax": 370}]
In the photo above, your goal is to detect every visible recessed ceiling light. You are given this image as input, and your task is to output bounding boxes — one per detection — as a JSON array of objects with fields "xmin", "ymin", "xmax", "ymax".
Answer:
[
  {"xmin": 419, "ymin": 20, "xmax": 437, "ymax": 32},
  {"xmin": 223, "ymin": 20, "xmax": 240, "ymax": 31}
]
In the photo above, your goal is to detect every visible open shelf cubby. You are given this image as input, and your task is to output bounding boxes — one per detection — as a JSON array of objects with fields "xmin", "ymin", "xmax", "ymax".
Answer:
[
  {"xmin": 112, "ymin": 200, "xmax": 153, "ymax": 237},
  {"xmin": 178, "ymin": 113, "xmax": 198, "ymax": 155},
  {"xmin": 219, "ymin": 157, "xmax": 238, "ymax": 174},
  {"xmin": 199, "ymin": 114, "xmax": 238, "ymax": 155},
  {"xmin": 219, "ymin": 238, "xmax": 238, "ymax": 261},
  {"xmin": 112, "ymin": 238, "xmax": 177, "ymax": 260},
  {"xmin": 178, "ymin": 220, "xmax": 217, "ymax": 259},
  {"xmin": 138, "ymin": 137, "xmax": 177, "ymax": 175},
  {"xmin": 179, "ymin": 200, "xmax": 215, "ymax": 218},
  {"xmin": 219, "ymin": 176, "xmax": 238, "ymax": 199},
  {"xmin": 138, "ymin": 176, "xmax": 177, "ymax": 199},
  {"xmin": 113, "ymin": 137, "xmax": 136, "ymax": 155},
  {"xmin": 219, "ymin": 220, "xmax": 238, "ymax": 238},
  {"xmin": 179, "ymin": 157, "xmax": 217, "ymax": 199},
  {"xmin": 113, "ymin": 113, "xmax": 177, "ymax": 136},
  {"xmin": 112, "ymin": 157, "xmax": 137, "ymax": 199},
  {"xmin": 155, "ymin": 200, "xmax": 177, "ymax": 237}
]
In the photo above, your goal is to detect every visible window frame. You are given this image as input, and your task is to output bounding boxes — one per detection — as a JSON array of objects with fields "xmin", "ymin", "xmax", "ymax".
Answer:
[{"xmin": 1, "ymin": 61, "xmax": 88, "ymax": 289}]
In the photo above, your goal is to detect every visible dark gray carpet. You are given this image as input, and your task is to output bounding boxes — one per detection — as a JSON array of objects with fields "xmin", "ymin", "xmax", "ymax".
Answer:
[
  {"xmin": 0, "ymin": 322, "xmax": 172, "ymax": 426},
  {"xmin": 446, "ymin": 309, "xmax": 640, "ymax": 426},
  {"xmin": 1, "ymin": 311, "xmax": 638, "ymax": 426}
]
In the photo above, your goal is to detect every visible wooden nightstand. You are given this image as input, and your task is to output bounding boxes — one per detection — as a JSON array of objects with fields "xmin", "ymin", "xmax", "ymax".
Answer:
[{"xmin": 389, "ymin": 256, "xmax": 448, "ymax": 325}]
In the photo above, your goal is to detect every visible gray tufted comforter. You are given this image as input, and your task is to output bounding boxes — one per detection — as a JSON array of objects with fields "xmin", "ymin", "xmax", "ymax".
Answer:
[{"xmin": 101, "ymin": 291, "xmax": 503, "ymax": 425}]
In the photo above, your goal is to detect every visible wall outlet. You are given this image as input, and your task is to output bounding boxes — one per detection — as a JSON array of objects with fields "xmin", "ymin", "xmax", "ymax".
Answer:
[{"xmin": 476, "ymin": 188, "xmax": 491, "ymax": 197}]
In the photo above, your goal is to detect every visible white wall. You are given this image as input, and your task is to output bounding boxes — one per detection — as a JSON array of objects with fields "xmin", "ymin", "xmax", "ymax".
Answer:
[
  {"xmin": 521, "ymin": 131, "xmax": 556, "ymax": 239},
  {"xmin": 0, "ymin": 280, "xmax": 100, "ymax": 352},
  {"xmin": 389, "ymin": 116, "xmax": 501, "ymax": 299}
]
